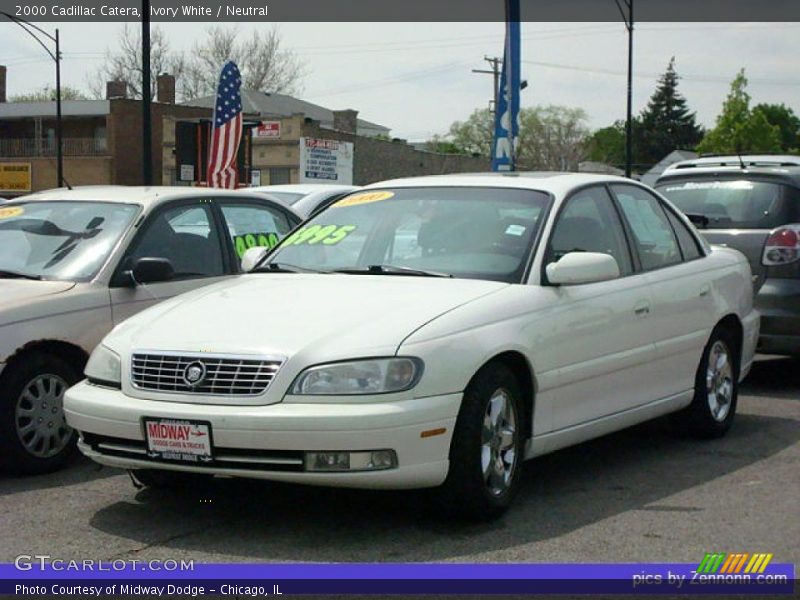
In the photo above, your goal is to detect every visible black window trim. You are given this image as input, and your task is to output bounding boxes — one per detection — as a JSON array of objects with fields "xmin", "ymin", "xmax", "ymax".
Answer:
[
  {"xmin": 606, "ymin": 182, "xmax": 687, "ymax": 275},
  {"xmin": 539, "ymin": 182, "xmax": 639, "ymax": 286},
  {"xmin": 109, "ymin": 197, "xmax": 227, "ymax": 288}
]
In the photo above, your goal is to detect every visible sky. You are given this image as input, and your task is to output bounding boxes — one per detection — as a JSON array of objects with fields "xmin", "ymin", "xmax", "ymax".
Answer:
[{"xmin": 2, "ymin": 21, "xmax": 799, "ymax": 141}]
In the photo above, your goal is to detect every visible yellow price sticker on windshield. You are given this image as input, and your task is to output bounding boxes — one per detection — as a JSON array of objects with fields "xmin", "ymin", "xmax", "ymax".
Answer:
[
  {"xmin": 0, "ymin": 206, "xmax": 24, "ymax": 219},
  {"xmin": 334, "ymin": 191, "xmax": 394, "ymax": 208}
]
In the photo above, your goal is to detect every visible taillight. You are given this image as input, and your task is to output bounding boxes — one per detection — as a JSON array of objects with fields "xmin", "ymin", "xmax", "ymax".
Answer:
[{"xmin": 762, "ymin": 224, "xmax": 800, "ymax": 266}]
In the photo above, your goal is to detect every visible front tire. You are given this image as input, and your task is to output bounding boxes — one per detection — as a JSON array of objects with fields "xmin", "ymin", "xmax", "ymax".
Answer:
[
  {"xmin": 434, "ymin": 363, "xmax": 525, "ymax": 521},
  {"xmin": 670, "ymin": 326, "xmax": 739, "ymax": 438},
  {"xmin": 0, "ymin": 353, "xmax": 79, "ymax": 475}
]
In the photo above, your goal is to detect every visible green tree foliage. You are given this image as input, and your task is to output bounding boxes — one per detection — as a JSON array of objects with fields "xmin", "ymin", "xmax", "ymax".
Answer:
[
  {"xmin": 696, "ymin": 70, "xmax": 782, "ymax": 154},
  {"xmin": 753, "ymin": 103, "xmax": 800, "ymax": 152},
  {"xmin": 10, "ymin": 85, "xmax": 88, "ymax": 102},
  {"xmin": 587, "ymin": 120, "xmax": 627, "ymax": 167},
  {"xmin": 445, "ymin": 108, "xmax": 494, "ymax": 157},
  {"xmin": 437, "ymin": 105, "xmax": 590, "ymax": 169},
  {"xmin": 636, "ymin": 57, "xmax": 704, "ymax": 165},
  {"xmin": 517, "ymin": 106, "xmax": 590, "ymax": 170}
]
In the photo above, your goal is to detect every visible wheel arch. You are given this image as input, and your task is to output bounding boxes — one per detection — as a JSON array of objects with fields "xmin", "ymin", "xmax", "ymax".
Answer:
[
  {"xmin": 715, "ymin": 313, "xmax": 744, "ymax": 373},
  {"xmin": 473, "ymin": 351, "xmax": 536, "ymax": 441},
  {"xmin": 2, "ymin": 340, "xmax": 89, "ymax": 379}
]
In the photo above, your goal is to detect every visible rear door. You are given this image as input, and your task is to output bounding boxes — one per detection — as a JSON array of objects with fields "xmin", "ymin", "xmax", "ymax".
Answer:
[{"xmin": 611, "ymin": 183, "xmax": 714, "ymax": 400}]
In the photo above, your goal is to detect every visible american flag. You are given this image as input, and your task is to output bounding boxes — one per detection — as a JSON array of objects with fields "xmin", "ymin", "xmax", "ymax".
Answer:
[{"xmin": 206, "ymin": 61, "xmax": 243, "ymax": 189}]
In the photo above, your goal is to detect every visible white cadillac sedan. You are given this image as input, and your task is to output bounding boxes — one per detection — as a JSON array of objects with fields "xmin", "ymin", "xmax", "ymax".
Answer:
[{"xmin": 65, "ymin": 173, "xmax": 759, "ymax": 519}]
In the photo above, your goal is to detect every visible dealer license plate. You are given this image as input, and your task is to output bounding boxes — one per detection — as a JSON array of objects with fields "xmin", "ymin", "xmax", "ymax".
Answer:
[{"xmin": 143, "ymin": 418, "xmax": 213, "ymax": 463}]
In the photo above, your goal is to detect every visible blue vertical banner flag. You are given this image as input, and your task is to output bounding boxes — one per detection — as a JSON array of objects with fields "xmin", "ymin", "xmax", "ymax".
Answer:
[{"xmin": 492, "ymin": 0, "xmax": 521, "ymax": 171}]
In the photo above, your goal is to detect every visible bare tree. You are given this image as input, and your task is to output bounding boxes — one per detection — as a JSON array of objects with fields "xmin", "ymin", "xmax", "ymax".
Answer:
[
  {"xmin": 11, "ymin": 85, "xmax": 87, "ymax": 102},
  {"xmin": 435, "ymin": 105, "xmax": 590, "ymax": 170},
  {"xmin": 89, "ymin": 24, "xmax": 185, "ymax": 100},
  {"xmin": 181, "ymin": 26, "xmax": 305, "ymax": 100}
]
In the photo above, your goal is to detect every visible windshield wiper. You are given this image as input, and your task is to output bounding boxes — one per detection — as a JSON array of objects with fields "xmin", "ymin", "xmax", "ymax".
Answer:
[
  {"xmin": 252, "ymin": 262, "xmax": 324, "ymax": 274},
  {"xmin": 0, "ymin": 270, "xmax": 43, "ymax": 281},
  {"xmin": 333, "ymin": 265, "xmax": 453, "ymax": 278}
]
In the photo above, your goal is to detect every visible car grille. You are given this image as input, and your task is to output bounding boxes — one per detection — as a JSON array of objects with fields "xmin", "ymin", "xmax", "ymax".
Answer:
[{"xmin": 131, "ymin": 352, "xmax": 282, "ymax": 396}]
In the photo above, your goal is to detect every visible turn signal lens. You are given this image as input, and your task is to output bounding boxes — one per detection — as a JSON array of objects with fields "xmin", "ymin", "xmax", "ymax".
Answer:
[{"xmin": 762, "ymin": 225, "xmax": 800, "ymax": 266}]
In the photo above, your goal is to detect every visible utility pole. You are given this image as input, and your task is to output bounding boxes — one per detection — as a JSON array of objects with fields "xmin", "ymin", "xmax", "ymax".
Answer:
[
  {"xmin": 472, "ymin": 56, "xmax": 502, "ymax": 113},
  {"xmin": 615, "ymin": 0, "xmax": 634, "ymax": 178},
  {"xmin": 55, "ymin": 28, "xmax": 63, "ymax": 188},
  {"xmin": 0, "ymin": 12, "xmax": 64, "ymax": 187},
  {"xmin": 142, "ymin": 0, "xmax": 153, "ymax": 185}
]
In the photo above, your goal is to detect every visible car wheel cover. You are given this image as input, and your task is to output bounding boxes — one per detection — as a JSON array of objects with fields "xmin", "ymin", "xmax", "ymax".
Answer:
[
  {"xmin": 15, "ymin": 374, "xmax": 72, "ymax": 458},
  {"xmin": 706, "ymin": 340, "xmax": 734, "ymax": 423},
  {"xmin": 481, "ymin": 387, "xmax": 518, "ymax": 496}
]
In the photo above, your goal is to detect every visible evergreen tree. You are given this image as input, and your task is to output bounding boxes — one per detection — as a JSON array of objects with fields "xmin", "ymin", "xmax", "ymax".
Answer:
[
  {"xmin": 697, "ymin": 69, "xmax": 782, "ymax": 155},
  {"xmin": 636, "ymin": 57, "xmax": 703, "ymax": 166}
]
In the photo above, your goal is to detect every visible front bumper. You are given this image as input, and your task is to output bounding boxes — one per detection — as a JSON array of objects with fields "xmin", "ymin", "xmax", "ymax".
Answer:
[
  {"xmin": 755, "ymin": 278, "xmax": 800, "ymax": 355},
  {"xmin": 65, "ymin": 381, "xmax": 460, "ymax": 489}
]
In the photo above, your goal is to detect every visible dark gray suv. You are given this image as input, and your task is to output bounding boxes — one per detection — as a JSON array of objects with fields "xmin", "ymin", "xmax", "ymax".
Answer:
[{"xmin": 656, "ymin": 155, "xmax": 800, "ymax": 356}]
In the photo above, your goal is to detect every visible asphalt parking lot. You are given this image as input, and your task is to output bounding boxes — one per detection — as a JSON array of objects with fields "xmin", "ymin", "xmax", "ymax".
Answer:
[{"xmin": 1, "ymin": 355, "xmax": 798, "ymax": 566}]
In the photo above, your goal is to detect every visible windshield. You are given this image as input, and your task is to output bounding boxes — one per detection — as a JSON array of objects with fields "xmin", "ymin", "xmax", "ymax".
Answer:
[
  {"xmin": 656, "ymin": 179, "xmax": 794, "ymax": 229},
  {"xmin": 263, "ymin": 186, "xmax": 550, "ymax": 283},
  {"xmin": 0, "ymin": 201, "xmax": 139, "ymax": 281},
  {"xmin": 267, "ymin": 191, "xmax": 306, "ymax": 205}
]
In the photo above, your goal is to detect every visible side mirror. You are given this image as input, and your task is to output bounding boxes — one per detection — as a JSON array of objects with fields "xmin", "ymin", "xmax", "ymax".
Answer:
[
  {"xmin": 546, "ymin": 252, "xmax": 620, "ymax": 285},
  {"xmin": 241, "ymin": 246, "xmax": 268, "ymax": 273},
  {"xmin": 130, "ymin": 257, "xmax": 175, "ymax": 285}
]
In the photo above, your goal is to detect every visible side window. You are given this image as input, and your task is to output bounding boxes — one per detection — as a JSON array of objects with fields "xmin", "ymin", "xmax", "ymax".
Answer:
[
  {"xmin": 547, "ymin": 186, "xmax": 633, "ymax": 276},
  {"xmin": 126, "ymin": 204, "xmax": 224, "ymax": 279},
  {"xmin": 664, "ymin": 208, "xmax": 702, "ymax": 261},
  {"xmin": 611, "ymin": 185, "xmax": 682, "ymax": 271},
  {"xmin": 220, "ymin": 203, "xmax": 294, "ymax": 264}
]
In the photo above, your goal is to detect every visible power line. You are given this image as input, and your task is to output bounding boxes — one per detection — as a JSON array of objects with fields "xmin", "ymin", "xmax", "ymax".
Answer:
[{"xmin": 521, "ymin": 60, "xmax": 800, "ymax": 86}]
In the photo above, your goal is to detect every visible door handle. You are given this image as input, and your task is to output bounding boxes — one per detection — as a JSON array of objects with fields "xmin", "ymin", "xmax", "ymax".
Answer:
[
  {"xmin": 634, "ymin": 301, "xmax": 651, "ymax": 316},
  {"xmin": 699, "ymin": 286, "xmax": 710, "ymax": 298}
]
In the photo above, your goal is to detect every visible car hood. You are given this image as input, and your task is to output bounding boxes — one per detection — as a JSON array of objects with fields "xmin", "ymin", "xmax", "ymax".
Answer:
[
  {"xmin": 114, "ymin": 274, "xmax": 508, "ymax": 360},
  {"xmin": 0, "ymin": 279, "xmax": 76, "ymax": 308}
]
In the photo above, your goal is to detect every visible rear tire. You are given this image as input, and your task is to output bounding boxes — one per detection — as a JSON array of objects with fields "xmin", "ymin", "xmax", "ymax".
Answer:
[
  {"xmin": 433, "ymin": 363, "xmax": 525, "ymax": 521},
  {"xmin": 670, "ymin": 326, "xmax": 739, "ymax": 439},
  {"xmin": 130, "ymin": 468, "xmax": 212, "ymax": 490},
  {"xmin": 0, "ymin": 353, "xmax": 79, "ymax": 475}
]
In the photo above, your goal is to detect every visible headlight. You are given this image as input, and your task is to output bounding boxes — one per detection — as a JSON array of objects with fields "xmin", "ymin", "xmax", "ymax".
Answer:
[
  {"xmin": 290, "ymin": 357, "xmax": 423, "ymax": 396},
  {"xmin": 85, "ymin": 344, "xmax": 121, "ymax": 388}
]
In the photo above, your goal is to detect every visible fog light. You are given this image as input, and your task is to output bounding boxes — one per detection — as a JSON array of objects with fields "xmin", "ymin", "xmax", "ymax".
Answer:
[
  {"xmin": 305, "ymin": 450, "xmax": 397, "ymax": 472},
  {"xmin": 306, "ymin": 452, "xmax": 350, "ymax": 471}
]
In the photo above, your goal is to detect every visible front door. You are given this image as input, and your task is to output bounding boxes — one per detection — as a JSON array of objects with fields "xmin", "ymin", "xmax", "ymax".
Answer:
[
  {"xmin": 535, "ymin": 185, "xmax": 657, "ymax": 433},
  {"xmin": 109, "ymin": 201, "xmax": 228, "ymax": 325}
]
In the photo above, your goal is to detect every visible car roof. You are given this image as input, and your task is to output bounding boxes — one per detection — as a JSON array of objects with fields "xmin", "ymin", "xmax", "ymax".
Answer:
[
  {"xmin": 658, "ymin": 155, "xmax": 800, "ymax": 185},
  {"xmin": 247, "ymin": 184, "xmax": 360, "ymax": 195},
  {"xmin": 361, "ymin": 172, "xmax": 635, "ymax": 196},
  {"xmin": 10, "ymin": 185, "xmax": 294, "ymax": 210}
]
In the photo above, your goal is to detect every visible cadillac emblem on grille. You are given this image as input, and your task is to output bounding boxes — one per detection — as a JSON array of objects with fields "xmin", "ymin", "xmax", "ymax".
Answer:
[{"xmin": 183, "ymin": 361, "xmax": 207, "ymax": 387}]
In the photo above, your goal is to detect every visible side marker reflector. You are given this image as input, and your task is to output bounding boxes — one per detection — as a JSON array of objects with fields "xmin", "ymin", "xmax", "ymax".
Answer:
[{"xmin": 420, "ymin": 428, "xmax": 446, "ymax": 438}]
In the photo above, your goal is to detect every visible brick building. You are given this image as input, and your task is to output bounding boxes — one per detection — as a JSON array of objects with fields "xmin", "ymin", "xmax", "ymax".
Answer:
[
  {"xmin": 0, "ymin": 70, "xmax": 215, "ymax": 195},
  {"xmin": 174, "ymin": 89, "xmax": 487, "ymax": 186}
]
